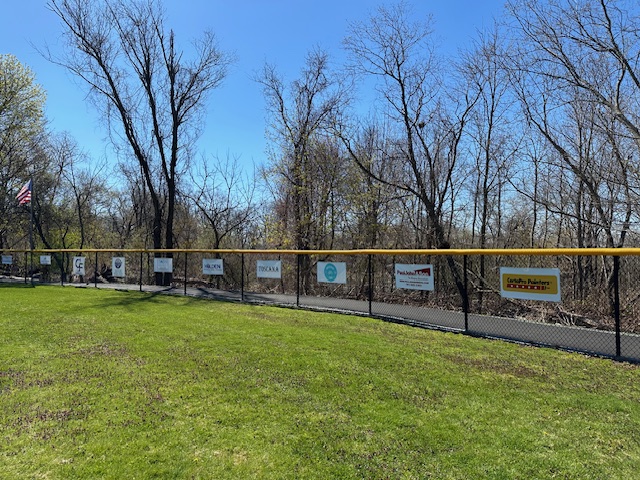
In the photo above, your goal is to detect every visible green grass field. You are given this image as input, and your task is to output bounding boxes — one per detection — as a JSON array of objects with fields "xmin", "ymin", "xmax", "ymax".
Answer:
[{"xmin": 1, "ymin": 284, "xmax": 639, "ymax": 479}]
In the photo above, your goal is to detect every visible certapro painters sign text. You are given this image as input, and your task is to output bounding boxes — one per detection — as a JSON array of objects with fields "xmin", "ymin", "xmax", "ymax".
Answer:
[{"xmin": 500, "ymin": 267, "xmax": 561, "ymax": 302}]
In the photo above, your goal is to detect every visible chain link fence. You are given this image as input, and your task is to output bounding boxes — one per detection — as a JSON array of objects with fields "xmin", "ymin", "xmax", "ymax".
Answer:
[{"xmin": 2, "ymin": 248, "xmax": 639, "ymax": 362}]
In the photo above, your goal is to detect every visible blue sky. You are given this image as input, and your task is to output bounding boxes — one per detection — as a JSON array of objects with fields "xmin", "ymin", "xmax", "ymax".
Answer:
[{"xmin": 2, "ymin": 0, "xmax": 507, "ymax": 172}]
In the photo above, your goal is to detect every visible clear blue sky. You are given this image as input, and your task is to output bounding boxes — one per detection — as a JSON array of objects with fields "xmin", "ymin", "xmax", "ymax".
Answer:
[{"xmin": 2, "ymin": 0, "xmax": 507, "ymax": 172}]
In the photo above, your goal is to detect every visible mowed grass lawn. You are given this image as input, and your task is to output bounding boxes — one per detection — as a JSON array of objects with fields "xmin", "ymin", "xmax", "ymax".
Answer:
[{"xmin": 1, "ymin": 285, "xmax": 639, "ymax": 479}]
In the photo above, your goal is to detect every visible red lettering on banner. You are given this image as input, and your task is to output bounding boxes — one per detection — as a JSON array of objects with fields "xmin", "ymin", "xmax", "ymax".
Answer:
[{"xmin": 507, "ymin": 283, "xmax": 546, "ymax": 291}]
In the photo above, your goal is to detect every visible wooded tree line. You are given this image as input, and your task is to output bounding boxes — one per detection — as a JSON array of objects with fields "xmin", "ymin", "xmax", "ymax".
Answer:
[{"xmin": 3, "ymin": 0, "xmax": 640, "ymax": 295}]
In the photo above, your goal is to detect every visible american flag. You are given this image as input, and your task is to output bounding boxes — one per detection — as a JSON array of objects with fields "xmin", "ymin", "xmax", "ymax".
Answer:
[{"xmin": 16, "ymin": 180, "xmax": 32, "ymax": 205}]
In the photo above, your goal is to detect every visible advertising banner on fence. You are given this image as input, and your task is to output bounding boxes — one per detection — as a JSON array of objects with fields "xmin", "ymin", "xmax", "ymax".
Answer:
[
  {"xmin": 112, "ymin": 257, "xmax": 126, "ymax": 278},
  {"xmin": 257, "ymin": 260, "xmax": 282, "ymax": 279},
  {"xmin": 1, "ymin": 255, "xmax": 12, "ymax": 265},
  {"xmin": 203, "ymin": 258, "xmax": 224, "ymax": 276},
  {"xmin": 40, "ymin": 255, "xmax": 51, "ymax": 266},
  {"xmin": 73, "ymin": 256, "xmax": 86, "ymax": 276},
  {"xmin": 317, "ymin": 261, "xmax": 347, "ymax": 284},
  {"xmin": 395, "ymin": 263, "xmax": 434, "ymax": 291},
  {"xmin": 500, "ymin": 267, "xmax": 561, "ymax": 302},
  {"xmin": 154, "ymin": 257, "xmax": 173, "ymax": 273}
]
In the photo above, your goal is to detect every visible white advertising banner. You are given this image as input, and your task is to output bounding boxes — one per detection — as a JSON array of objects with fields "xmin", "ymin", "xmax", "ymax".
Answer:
[
  {"xmin": 73, "ymin": 256, "xmax": 86, "ymax": 276},
  {"xmin": 500, "ymin": 267, "xmax": 561, "ymax": 302},
  {"xmin": 153, "ymin": 257, "xmax": 173, "ymax": 273},
  {"xmin": 395, "ymin": 264, "xmax": 434, "ymax": 291},
  {"xmin": 203, "ymin": 258, "xmax": 224, "ymax": 276},
  {"xmin": 257, "ymin": 260, "xmax": 282, "ymax": 279},
  {"xmin": 40, "ymin": 255, "xmax": 51, "ymax": 266},
  {"xmin": 112, "ymin": 257, "xmax": 126, "ymax": 278},
  {"xmin": 317, "ymin": 261, "xmax": 347, "ymax": 284},
  {"xmin": 1, "ymin": 255, "xmax": 12, "ymax": 265}
]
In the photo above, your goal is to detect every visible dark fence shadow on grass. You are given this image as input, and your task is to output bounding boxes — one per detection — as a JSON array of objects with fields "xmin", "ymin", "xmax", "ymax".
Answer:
[{"xmin": 63, "ymin": 285, "xmax": 237, "ymax": 311}]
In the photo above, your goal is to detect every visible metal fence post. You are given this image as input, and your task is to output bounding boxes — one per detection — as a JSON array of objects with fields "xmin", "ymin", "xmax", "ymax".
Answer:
[
  {"xmin": 296, "ymin": 254, "xmax": 301, "ymax": 307},
  {"xmin": 368, "ymin": 254, "xmax": 373, "ymax": 316},
  {"xmin": 95, "ymin": 251, "xmax": 98, "ymax": 288},
  {"xmin": 61, "ymin": 252, "xmax": 65, "ymax": 286},
  {"xmin": 24, "ymin": 251, "xmax": 27, "ymax": 285},
  {"xmin": 139, "ymin": 251, "xmax": 143, "ymax": 292},
  {"xmin": 241, "ymin": 253, "xmax": 245, "ymax": 302},
  {"xmin": 463, "ymin": 255, "xmax": 469, "ymax": 332},
  {"xmin": 184, "ymin": 252, "xmax": 188, "ymax": 296},
  {"xmin": 614, "ymin": 255, "xmax": 621, "ymax": 358}
]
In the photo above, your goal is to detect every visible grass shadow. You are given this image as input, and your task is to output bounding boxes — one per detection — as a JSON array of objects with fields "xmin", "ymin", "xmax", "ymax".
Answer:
[
  {"xmin": 63, "ymin": 284, "xmax": 235, "ymax": 311},
  {"xmin": 0, "ymin": 281, "xmax": 35, "ymax": 289}
]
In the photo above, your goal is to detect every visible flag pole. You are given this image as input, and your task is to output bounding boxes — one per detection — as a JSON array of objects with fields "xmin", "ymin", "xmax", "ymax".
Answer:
[
  {"xmin": 16, "ymin": 178, "xmax": 34, "ymax": 285},
  {"xmin": 29, "ymin": 177, "xmax": 34, "ymax": 285}
]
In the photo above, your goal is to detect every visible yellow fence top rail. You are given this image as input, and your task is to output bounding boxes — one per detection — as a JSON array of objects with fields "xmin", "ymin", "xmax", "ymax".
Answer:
[{"xmin": 3, "ymin": 247, "xmax": 640, "ymax": 256}]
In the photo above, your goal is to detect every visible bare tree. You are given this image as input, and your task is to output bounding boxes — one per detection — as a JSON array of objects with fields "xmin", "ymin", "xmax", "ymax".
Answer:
[
  {"xmin": 505, "ymin": 0, "xmax": 640, "ymax": 313},
  {"xmin": 460, "ymin": 26, "xmax": 519, "ymax": 311},
  {"xmin": 48, "ymin": 0, "xmax": 233, "ymax": 284},
  {"xmin": 340, "ymin": 120, "xmax": 403, "ymax": 250},
  {"xmin": 51, "ymin": 134, "xmax": 108, "ymax": 249},
  {"xmin": 342, "ymin": 2, "xmax": 479, "ymax": 298},
  {"xmin": 507, "ymin": 0, "xmax": 640, "ymax": 141},
  {"xmin": 257, "ymin": 48, "xmax": 348, "ymax": 292},
  {"xmin": 27, "ymin": 133, "xmax": 109, "ymax": 277},
  {"xmin": 189, "ymin": 153, "xmax": 257, "ymax": 251},
  {"xmin": 506, "ymin": 0, "xmax": 640, "ymax": 249}
]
